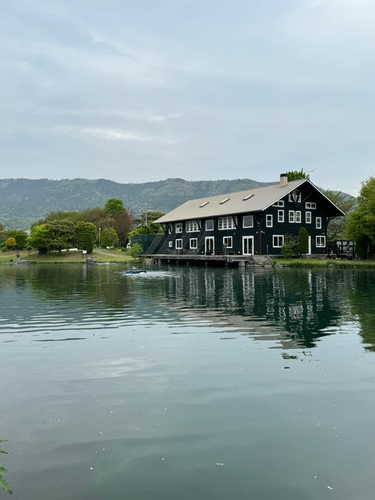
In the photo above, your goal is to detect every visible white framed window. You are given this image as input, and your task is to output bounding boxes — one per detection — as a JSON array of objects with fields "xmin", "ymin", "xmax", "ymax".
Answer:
[
  {"xmin": 305, "ymin": 211, "xmax": 312, "ymax": 224},
  {"xmin": 273, "ymin": 200, "xmax": 284, "ymax": 207},
  {"xmin": 273, "ymin": 235, "xmax": 284, "ymax": 248},
  {"xmin": 205, "ymin": 219, "xmax": 214, "ymax": 231},
  {"xmin": 243, "ymin": 215, "xmax": 254, "ymax": 228},
  {"xmin": 289, "ymin": 211, "xmax": 295, "ymax": 223},
  {"xmin": 316, "ymin": 217, "xmax": 322, "ymax": 229},
  {"xmin": 190, "ymin": 238, "xmax": 198, "ymax": 249},
  {"xmin": 186, "ymin": 220, "xmax": 199, "ymax": 232},
  {"xmin": 306, "ymin": 202, "xmax": 316, "ymax": 209},
  {"xmin": 168, "ymin": 241, "xmax": 173, "ymax": 248},
  {"xmin": 316, "ymin": 236, "xmax": 325, "ymax": 247},
  {"xmin": 295, "ymin": 211, "xmax": 301, "ymax": 223},
  {"xmin": 218, "ymin": 216, "xmax": 237, "ymax": 230},
  {"xmin": 266, "ymin": 214, "xmax": 273, "ymax": 227},
  {"xmin": 289, "ymin": 190, "xmax": 302, "ymax": 203},
  {"xmin": 175, "ymin": 223, "xmax": 182, "ymax": 233},
  {"xmin": 175, "ymin": 239, "xmax": 183, "ymax": 249},
  {"xmin": 278, "ymin": 210, "xmax": 284, "ymax": 223},
  {"xmin": 168, "ymin": 225, "xmax": 172, "ymax": 234},
  {"xmin": 223, "ymin": 236, "xmax": 233, "ymax": 248}
]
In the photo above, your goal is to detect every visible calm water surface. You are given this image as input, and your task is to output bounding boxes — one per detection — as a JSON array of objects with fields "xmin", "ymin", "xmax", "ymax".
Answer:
[{"xmin": 1, "ymin": 264, "xmax": 375, "ymax": 500}]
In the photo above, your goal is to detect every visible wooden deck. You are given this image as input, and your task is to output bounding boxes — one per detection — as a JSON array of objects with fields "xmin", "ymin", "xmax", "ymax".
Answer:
[{"xmin": 147, "ymin": 253, "xmax": 271, "ymax": 267}]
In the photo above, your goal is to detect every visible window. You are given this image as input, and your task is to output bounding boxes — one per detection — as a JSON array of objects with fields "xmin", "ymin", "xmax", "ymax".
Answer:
[
  {"xmin": 289, "ymin": 211, "xmax": 295, "ymax": 223},
  {"xmin": 175, "ymin": 239, "xmax": 183, "ymax": 249},
  {"xmin": 273, "ymin": 235, "xmax": 284, "ymax": 248},
  {"xmin": 218, "ymin": 216, "xmax": 237, "ymax": 230},
  {"xmin": 223, "ymin": 236, "xmax": 233, "ymax": 248},
  {"xmin": 205, "ymin": 219, "xmax": 214, "ymax": 231},
  {"xmin": 278, "ymin": 210, "xmax": 284, "ymax": 223},
  {"xmin": 273, "ymin": 200, "xmax": 284, "ymax": 207},
  {"xmin": 168, "ymin": 241, "xmax": 173, "ymax": 248},
  {"xmin": 266, "ymin": 214, "xmax": 273, "ymax": 227},
  {"xmin": 175, "ymin": 223, "xmax": 182, "ymax": 233},
  {"xmin": 305, "ymin": 211, "xmax": 312, "ymax": 224},
  {"xmin": 243, "ymin": 215, "xmax": 254, "ymax": 228},
  {"xmin": 190, "ymin": 238, "xmax": 198, "ymax": 249},
  {"xmin": 316, "ymin": 236, "xmax": 325, "ymax": 247},
  {"xmin": 186, "ymin": 220, "xmax": 199, "ymax": 232},
  {"xmin": 288, "ymin": 190, "xmax": 302, "ymax": 203},
  {"xmin": 305, "ymin": 202, "xmax": 316, "ymax": 209},
  {"xmin": 295, "ymin": 211, "xmax": 301, "ymax": 223},
  {"xmin": 316, "ymin": 217, "xmax": 322, "ymax": 229}
]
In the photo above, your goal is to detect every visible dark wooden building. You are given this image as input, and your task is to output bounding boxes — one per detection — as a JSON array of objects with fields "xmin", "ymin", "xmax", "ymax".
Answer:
[{"xmin": 149, "ymin": 174, "xmax": 345, "ymax": 260}]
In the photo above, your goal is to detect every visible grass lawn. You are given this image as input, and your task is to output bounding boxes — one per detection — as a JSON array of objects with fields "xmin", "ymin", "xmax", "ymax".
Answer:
[
  {"xmin": 0, "ymin": 248, "xmax": 138, "ymax": 264},
  {"xmin": 271, "ymin": 258, "xmax": 375, "ymax": 268}
]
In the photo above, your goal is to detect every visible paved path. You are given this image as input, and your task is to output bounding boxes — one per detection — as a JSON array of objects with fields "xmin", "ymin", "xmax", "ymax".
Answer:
[{"xmin": 94, "ymin": 250, "xmax": 122, "ymax": 257}]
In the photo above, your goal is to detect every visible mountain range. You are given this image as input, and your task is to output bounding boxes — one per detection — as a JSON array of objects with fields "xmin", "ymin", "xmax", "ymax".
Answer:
[{"xmin": 0, "ymin": 177, "xmax": 276, "ymax": 230}]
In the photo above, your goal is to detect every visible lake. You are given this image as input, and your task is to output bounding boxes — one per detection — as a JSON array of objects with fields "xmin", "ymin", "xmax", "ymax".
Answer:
[{"xmin": 1, "ymin": 263, "xmax": 375, "ymax": 500}]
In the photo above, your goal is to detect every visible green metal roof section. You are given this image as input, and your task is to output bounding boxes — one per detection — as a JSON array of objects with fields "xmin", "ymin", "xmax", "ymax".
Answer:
[{"xmin": 155, "ymin": 179, "xmax": 345, "ymax": 224}]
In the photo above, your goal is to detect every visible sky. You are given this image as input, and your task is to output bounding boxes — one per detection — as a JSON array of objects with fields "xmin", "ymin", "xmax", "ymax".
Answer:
[{"xmin": 1, "ymin": 0, "xmax": 374, "ymax": 196}]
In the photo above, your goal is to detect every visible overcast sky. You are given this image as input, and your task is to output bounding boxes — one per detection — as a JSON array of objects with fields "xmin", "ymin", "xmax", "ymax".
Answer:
[{"xmin": 1, "ymin": 0, "xmax": 374, "ymax": 195}]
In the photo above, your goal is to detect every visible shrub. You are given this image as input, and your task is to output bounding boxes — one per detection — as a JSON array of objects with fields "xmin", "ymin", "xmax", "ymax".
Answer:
[
  {"xmin": 128, "ymin": 243, "xmax": 143, "ymax": 258},
  {"xmin": 281, "ymin": 235, "xmax": 298, "ymax": 258},
  {"xmin": 297, "ymin": 227, "xmax": 309, "ymax": 255},
  {"xmin": 5, "ymin": 238, "xmax": 16, "ymax": 249},
  {"xmin": 1, "ymin": 246, "xmax": 7, "ymax": 252}
]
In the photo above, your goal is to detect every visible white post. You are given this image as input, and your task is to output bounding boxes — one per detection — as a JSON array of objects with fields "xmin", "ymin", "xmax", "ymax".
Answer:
[{"xmin": 99, "ymin": 227, "xmax": 101, "ymax": 248}]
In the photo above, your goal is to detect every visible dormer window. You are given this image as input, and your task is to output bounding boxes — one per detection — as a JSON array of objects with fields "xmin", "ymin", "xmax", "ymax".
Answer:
[
  {"xmin": 200, "ymin": 201, "xmax": 209, "ymax": 208},
  {"xmin": 220, "ymin": 197, "xmax": 230, "ymax": 204}
]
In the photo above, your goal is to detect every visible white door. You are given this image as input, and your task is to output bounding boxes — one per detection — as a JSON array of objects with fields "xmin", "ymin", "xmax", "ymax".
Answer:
[
  {"xmin": 242, "ymin": 236, "xmax": 254, "ymax": 255},
  {"xmin": 205, "ymin": 237, "xmax": 215, "ymax": 255}
]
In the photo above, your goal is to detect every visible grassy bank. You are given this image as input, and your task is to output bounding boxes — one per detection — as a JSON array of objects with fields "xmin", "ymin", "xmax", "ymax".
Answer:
[
  {"xmin": 0, "ymin": 248, "xmax": 138, "ymax": 264},
  {"xmin": 270, "ymin": 258, "xmax": 375, "ymax": 268}
]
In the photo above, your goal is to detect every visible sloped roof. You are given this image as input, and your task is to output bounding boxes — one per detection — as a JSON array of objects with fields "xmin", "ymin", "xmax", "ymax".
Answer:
[{"xmin": 155, "ymin": 179, "xmax": 345, "ymax": 223}]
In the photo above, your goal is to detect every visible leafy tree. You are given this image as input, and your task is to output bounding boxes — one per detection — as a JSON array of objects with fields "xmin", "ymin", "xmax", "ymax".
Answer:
[
  {"xmin": 296, "ymin": 227, "xmax": 309, "ymax": 255},
  {"xmin": 75, "ymin": 221, "xmax": 96, "ymax": 250},
  {"xmin": 286, "ymin": 169, "xmax": 310, "ymax": 182},
  {"xmin": 346, "ymin": 177, "xmax": 375, "ymax": 257},
  {"xmin": 5, "ymin": 238, "xmax": 16, "ymax": 249},
  {"xmin": 80, "ymin": 207, "xmax": 106, "ymax": 225},
  {"xmin": 27, "ymin": 224, "xmax": 49, "ymax": 253},
  {"xmin": 129, "ymin": 223, "xmax": 161, "ymax": 237},
  {"xmin": 101, "ymin": 228, "xmax": 119, "ymax": 247},
  {"xmin": 105, "ymin": 198, "xmax": 125, "ymax": 217},
  {"xmin": 135, "ymin": 211, "xmax": 164, "ymax": 225},
  {"xmin": 45, "ymin": 220, "xmax": 76, "ymax": 253},
  {"xmin": 85, "ymin": 237, "xmax": 94, "ymax": 254},
  {"xmin": 324, "ymin": 189, "xmax": 357, "ymax": 241},
  {"xmin": 113, "ymin": 210, "xmax": 134, "ymax": 247},
  {"xmin": 4, "ymin": 230, "xmax": 27, "ymax": 249}
]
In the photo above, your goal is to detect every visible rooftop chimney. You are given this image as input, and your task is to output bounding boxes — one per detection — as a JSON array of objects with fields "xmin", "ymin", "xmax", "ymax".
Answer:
[{"xmin": 280, "ymin": 173, "xmax": 288, "ymax": 187}]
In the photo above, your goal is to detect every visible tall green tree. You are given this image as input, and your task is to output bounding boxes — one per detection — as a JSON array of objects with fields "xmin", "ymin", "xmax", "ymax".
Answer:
[
  {"xmin": 105, "ymin": 198, "xmax": 125, "ymax": 217},
  {"xmin": 75, "ymin": 222, "xmax": 96, "ymax": 250},
  {"xmin": 346, "ymin": 177, "xmax": 375, "ymax": 257},
  {"xmin": 27, "ymin": 224, "xmax": 49, "ymax": 253}
]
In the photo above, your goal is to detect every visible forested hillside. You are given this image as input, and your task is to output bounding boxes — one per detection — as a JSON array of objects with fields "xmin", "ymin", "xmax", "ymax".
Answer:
[{"xmin": 0, "ymin": 177, "xmax": 275, "ymax": 229}]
